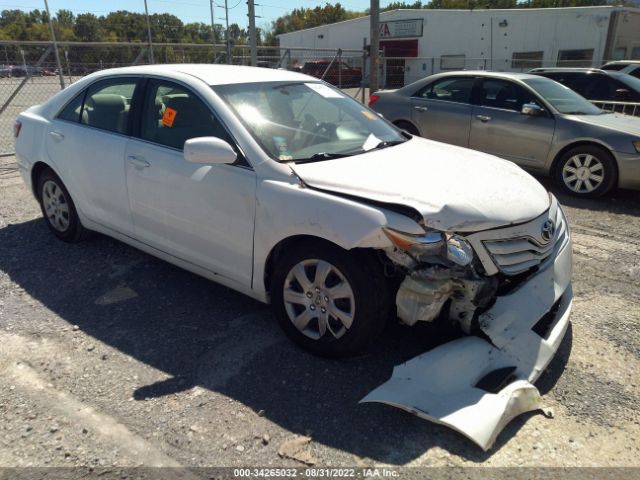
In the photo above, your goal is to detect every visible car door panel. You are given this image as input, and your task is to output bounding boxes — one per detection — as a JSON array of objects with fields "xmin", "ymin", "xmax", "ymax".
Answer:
[
  {"xmin": 125, "ymin": 79, "xmax": 256, "ymax": 287},
  {"xmin": 469, "ymin": 78, "xmax": 555, "ymax": 168},
  {"xmin": 411, "ymin": 99, "xmax": 472, "ymax": 147},
  {"xmin": 45, "ymin": 78, "xmax": 139, "ymax": 235},
  {"xmin": 410, "ymin": 76, "xmax": 475, "ymax": 147}
]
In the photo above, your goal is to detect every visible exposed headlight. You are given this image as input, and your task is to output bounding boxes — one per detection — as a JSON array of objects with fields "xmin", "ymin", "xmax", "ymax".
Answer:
[
  {"xmin": 633, "ymin": 140, "xmax": 640, "ymax": 153},
  {"xmin": 446, "ymin": 235, "xmax": 474, "ymax": 266},
  {"xmin": 382, "ymin": 228, "xmax": 474, "ymax": 267}
]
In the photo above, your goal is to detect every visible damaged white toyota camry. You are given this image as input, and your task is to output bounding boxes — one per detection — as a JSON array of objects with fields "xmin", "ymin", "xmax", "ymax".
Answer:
[{"xmin": 15, "ymin": 65, "xmax": 572, "ymax": 450}]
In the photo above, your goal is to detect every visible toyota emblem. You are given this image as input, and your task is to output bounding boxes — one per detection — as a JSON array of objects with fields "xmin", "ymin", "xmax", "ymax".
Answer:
[{"xmin": 541, "ymin": 219, "xmax": 555, "ymax": 242}]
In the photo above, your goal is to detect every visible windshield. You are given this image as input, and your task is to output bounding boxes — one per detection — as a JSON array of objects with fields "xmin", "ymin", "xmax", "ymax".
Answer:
[
  {"xmin": 213, "ymin": 81, "xmax": 406, "ymax": 162},
  {"xmin": 523, "ymin": 77, "xmax": 603, "ymax": 115},
  {"xmin": 616, "ymin": 73, "xmax": 640, "ymax": 92}
]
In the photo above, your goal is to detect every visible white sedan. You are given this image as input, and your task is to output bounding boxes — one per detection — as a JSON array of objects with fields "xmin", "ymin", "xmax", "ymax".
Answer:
[{"xmin": 15, "ymin": 64, "xmax": 572, "ymax": 450}]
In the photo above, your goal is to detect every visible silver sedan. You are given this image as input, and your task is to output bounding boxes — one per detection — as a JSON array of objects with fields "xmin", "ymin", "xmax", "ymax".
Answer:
[{"xmin": 370, "ymin": 71, "xmax": 640, "ymax": 198}]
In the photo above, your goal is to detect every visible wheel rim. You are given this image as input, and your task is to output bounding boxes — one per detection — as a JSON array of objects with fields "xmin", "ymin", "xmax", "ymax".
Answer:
[
  {"xmin": 562, "ymin": 153, "xmax": 604, "ymax": 194},
  {"xmin": 283, "ymin": 259, "xmax": 355, "ymax": 340},
  {"xmin": 42, "ymin": 180, "xmax": 70, "ymax": 232}
]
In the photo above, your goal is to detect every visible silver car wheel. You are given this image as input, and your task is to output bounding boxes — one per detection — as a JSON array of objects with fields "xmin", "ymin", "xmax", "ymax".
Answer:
[
  {"xmin": 42, "ymin": 180, "xmax": 70, "ymax": 232},
  {"xmin": 562, "ymin": 153, "xmax": 604, "ymax": 194},
  {"xmin": 283, "ymin": 259, "xmax": 355, "ymax": 340}
]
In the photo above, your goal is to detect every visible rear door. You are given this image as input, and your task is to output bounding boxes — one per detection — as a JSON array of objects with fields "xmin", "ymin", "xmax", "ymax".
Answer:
[
  {"xmin": 45, "ymin": 77, "xmax": 141, "ymax": 235},
  {"xmin": 125, "ymin": 78, "xmax": 256, "ymax": 288},
  {"xmin": 468, "ymin": 78, "xmax": 555, "ymax": 168},
  {"xmin": 410, "ymin": 76, "xmax": 475, "ymax": 146}
]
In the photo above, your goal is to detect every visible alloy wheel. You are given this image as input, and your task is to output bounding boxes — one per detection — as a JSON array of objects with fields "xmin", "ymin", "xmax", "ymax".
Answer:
[
  {"xmin": 41, "ymin": 180, "xmax": 70, "ymax": 232},
  {"xmin": 283, "ymin": 259, "xmax": 355, "ymax": 340},
  {"xmin": 562, "ymin": 153, "xmax": 604, "ymax": 194}
]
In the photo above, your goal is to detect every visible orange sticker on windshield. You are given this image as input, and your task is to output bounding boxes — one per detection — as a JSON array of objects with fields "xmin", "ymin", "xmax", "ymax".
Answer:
[
  {"xmin": 361, "ymin": 110, "xmax": 377, "ymax": 120},
  {"xmin": 162, "ymin": 107, "xmax": 177, "ymax": 127}
]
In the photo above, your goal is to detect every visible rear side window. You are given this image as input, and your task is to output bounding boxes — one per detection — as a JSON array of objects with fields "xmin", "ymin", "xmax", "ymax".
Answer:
[
  {"xmin": 414, "ymin": 77, "xmax": 474, "ymax": 104},
  {"xmin": 80, "ymin": 79, "xmax": 138, "ymax": 134},
  {"xmin": 57, "ymin": 91, "xmax": 85, "ymax": 123}
]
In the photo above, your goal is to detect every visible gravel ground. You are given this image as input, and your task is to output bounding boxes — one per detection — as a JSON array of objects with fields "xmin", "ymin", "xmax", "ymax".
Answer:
[{"xmin": 1, "ymin": 155, "xmax": 639, "ymax": 474}]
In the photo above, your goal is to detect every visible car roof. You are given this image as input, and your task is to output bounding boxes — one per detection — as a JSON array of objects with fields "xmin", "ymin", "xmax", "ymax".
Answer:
[
  {"xmin": 427, "ymin": 70, "xmax": 542, "ymax": 81},
  {"xmin": 84, "ymin": 63, "xmax": 314, "ymax": 85}
]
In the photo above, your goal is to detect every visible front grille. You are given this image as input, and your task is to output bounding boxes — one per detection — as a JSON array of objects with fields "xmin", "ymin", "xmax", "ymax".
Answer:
[
  {"xmin": 466, "ymin": 196, "xmax": 570, "ymax": 276},
  {"xmin": 483, "ymin": 207, "xmax": 568, "ymax": 275}
]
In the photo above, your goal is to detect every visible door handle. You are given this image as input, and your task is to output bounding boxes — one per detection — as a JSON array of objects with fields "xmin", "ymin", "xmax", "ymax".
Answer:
[
  {"xmin": 48, "ymin": 131, "xmax": 64, "ymax": 140},
  {"xmin": 127, "ymin": 155, "xmax": 150, "ymax": 168},
  {"xmin": 476, "ymin": 115, "xmax": 492, "ymax": 122},
  {"xmin": 413, "ymin": 106, "xmax": 428, "ymax": 112}
]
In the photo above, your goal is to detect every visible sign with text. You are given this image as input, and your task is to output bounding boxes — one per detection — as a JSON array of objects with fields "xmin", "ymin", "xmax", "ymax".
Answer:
[{"xmin": 379, "ymin": 18, "xmax": 424, "ymax": 39}]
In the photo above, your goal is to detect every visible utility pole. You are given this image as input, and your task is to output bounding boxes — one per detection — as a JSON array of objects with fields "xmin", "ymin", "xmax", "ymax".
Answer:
[
  {"xmin": 247, "ymin": 0, "xmax": 257, "ymax": 66},
  {"xmin": 210, "ymin": 0, "xmax": 216, "ymax": 62},
  {"xmin": 43, "ymin": 0, "xmax": 65, "ymax": 89},
  {"xmin": 224, "ymin": 0, "xmax": 231, "ymax": 64},
  {"xmin": 143, "ymin": 0, "xmax": 154, "ymax": 63},
  {"xmin": 369, "ymin": 0, "xmax": 380, "ymax": 94}
]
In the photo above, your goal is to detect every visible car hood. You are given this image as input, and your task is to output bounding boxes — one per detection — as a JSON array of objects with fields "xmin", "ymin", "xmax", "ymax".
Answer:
[
  {"xmin": 290, "ymin": 137, "xmax": 550, "ymax": 232},
  {"xmin": 568, "ymin": 112, "xmax": 640, "ymax": 136}
]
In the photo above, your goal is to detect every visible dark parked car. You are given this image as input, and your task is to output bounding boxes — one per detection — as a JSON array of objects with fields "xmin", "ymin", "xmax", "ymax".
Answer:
[
  {"xmin": 529, "ymin": 68, "xmax": 640, "ymax": 116},
  {"xmin": 601, "ymin": 60, "xmax": 640, "ymax": 79},
  {"xmin": 293, "ymin": 60, "xmax": 361, "ymax": 87}
]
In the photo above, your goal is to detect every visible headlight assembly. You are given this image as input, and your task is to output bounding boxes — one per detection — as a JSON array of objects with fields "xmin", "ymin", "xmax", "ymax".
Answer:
[
  {"xmin": 633, "ymin": 140, "xmax": 640, "ymax": 153},
  {"xmin": 382, "ymin": 228, "xmax": 474, "ymax": 267}
]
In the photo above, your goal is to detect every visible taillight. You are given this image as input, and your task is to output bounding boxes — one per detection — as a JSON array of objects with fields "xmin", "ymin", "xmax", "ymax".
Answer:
[
  {"xmin": 13, "ymin": 121, "xmax": 21, "ymax": 138},
  {"xmin": 368, "ymin": 94, "xmax": 380, "ymax": 106}
]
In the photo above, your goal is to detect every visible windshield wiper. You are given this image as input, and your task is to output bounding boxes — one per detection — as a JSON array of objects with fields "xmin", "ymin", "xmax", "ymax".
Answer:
[
  {"xmin": 362, "ymin": 139, "xmax": 407, "ymax": 152},
  {"xmin": 292, "ymin": 151, "xmax": 357, "ymax": 163}
]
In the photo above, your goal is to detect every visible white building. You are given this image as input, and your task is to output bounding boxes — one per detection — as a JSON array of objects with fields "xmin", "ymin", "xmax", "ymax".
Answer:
[{"xmin": 278, "ymin": 6, "xmax": 640, "ymax": 86}]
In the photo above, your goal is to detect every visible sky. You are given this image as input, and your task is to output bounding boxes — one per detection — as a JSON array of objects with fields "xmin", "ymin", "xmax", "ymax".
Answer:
[{"xmin": 0, "ymin": 0, "xmax": 379, "ymax": 32}]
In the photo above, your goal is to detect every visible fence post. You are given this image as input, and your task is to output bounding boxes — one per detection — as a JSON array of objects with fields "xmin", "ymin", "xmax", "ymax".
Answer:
[{"xmin": 338, "ymin": 49, "xmax": 342, "ymax": 89}]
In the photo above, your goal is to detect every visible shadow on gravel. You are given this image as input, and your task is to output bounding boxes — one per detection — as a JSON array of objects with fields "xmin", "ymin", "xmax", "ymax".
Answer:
[
  {"xmin": 535, "ymin": 176, "xmax": 640, "ymax": 217},
  {"xmin": 0, "ymin": 217, "xmax": 572, "ymax": 464}
]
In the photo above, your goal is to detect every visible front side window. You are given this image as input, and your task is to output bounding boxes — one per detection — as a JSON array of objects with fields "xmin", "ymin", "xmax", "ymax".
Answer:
[
  {"xmin": 80, "ymin": 79, "xmax": 138, "ymax": 134},
  {"xmin": 476, "ymin": 79, "xmax": 538, "ymax": 112},
  {"xmin": 213, "ymin": 81, "xmax": 406, "ymax": 162},
  {"xmin": 415, "ymin": 77, "xmax": 474, "ymax": 104},
  {"xmin": 141, "ymin": 80, "xmax": 231, "ymax": 150}
]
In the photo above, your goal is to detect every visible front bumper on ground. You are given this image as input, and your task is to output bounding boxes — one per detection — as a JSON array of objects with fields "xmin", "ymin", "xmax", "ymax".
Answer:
[{"xmin": 361, "ymin": 234, "xmax": 573, "ymax": 451}]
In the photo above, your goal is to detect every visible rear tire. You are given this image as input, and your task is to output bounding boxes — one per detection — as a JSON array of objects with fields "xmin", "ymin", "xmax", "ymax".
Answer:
[
  {"xmin": 554, "ymin": 145, "xmax": 617, "ymax": 198},
  {"xmin": 36, "ymin": 169, "xmax": 87, "ymax": 242},
  {"xmin": 270, "ymin": 241, "xmax": 389, "ymax": 358}
]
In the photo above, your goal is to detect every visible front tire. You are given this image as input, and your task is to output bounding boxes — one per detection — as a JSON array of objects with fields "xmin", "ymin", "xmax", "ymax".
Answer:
[
  {"xmin": 394, "ymin": 121, "xmax": 420, "ymax": 136},
  {"xmin": 36, "ymin": 169, "xmax": 87, "ymax": 242},
  {"xmin": 270, "ymin": 242, "xmax": 388, "ymax": 358},
  {"xmin": 555, "ymin": 146, "xmax": 617, "ymax": 198}
]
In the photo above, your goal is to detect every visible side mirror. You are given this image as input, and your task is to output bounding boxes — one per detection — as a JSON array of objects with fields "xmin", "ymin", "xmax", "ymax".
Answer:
[
  {"xmin": 615, "ymin": 88, "xmax": 630, "ymax": 101},
  {"xmin": 521, "ymin": 102, "xmax": 545, "ymax": 117},
  {"xmin": 184, "ymin": 137, "xmax": 237, "ymax": 165}
]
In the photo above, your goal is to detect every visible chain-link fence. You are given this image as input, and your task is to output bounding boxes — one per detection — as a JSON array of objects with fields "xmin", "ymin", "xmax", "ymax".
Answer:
[
  {"xmin": 0, "ymin": 41, "xmax": 370, "ymax": 155},
  {"xmin": 0, "ymin": 40, "xmax": 636, "ymax": 154}
]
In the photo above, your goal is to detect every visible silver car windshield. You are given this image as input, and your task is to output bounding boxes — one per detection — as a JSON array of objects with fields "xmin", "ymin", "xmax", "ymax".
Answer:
[
  {"xmin": 213, "ymin": 81, "xmax": 406, "ymax": 162},
  {"xmin": 523, "ymin": 78, "xmax": 603, "ymax": 115}
]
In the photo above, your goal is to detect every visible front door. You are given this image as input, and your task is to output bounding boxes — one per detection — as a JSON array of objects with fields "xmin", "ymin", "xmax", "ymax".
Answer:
[
  {"xmin": 125, "ymin": 79, "xmax": 256, "ymax": 288},
  {"xmin": 468, "ymin": 78, "xmax": 555, "ymax": 168},
  {"xmin": 410, "ymin": 76, "xmax": 475, "ymax": 147}
]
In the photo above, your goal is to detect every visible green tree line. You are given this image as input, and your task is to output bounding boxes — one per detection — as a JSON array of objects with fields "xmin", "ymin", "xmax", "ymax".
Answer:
[{"xmin": 0, "ymin": 1, "xmax": 632, "ymax": 68}]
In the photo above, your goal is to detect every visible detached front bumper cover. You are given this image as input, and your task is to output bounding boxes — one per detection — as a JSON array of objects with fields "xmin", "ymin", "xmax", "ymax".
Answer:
[{"xmin": 361, "ymin": 235, "xmax": 573, "ymax": 451}]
